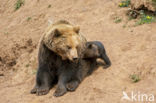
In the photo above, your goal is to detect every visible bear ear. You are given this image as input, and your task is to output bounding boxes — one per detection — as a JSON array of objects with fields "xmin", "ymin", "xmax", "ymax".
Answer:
[
  {"xmin": 88, "ymin": 44, "xmax": 92, "ymax": 49},
  {"xmin": 54, "ymin": 29, "xmax": 61, "ymax": 37},
  {"xmin": 73, "ymin": 26, "xmax": 80, "ymax": 34}
]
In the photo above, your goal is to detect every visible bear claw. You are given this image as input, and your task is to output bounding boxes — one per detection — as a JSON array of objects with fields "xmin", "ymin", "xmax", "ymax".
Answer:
[
  {"xmin": 53, "ymin": 88, "xmax": 67, "ymax": 97},
  {"xmin": 36, "ymin": 88, "xmax": 49, "ymax": 96},
  {"xmin": 66, "ymin": 81, "xmax": 79, "ymax": 91},
  {"xmin": 30, "ymin": 88, "xmax": 37, "ymax": 94},
  {"xmin": 30, "ymin": 86, "xmax": 49, "ymax": 96}
]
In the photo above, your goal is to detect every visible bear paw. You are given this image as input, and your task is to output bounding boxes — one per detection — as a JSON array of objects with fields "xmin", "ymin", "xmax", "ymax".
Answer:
[
  {"xmin": 53, "ymin": 87, "xmax": 67, "ymax": 97},
  {"xmin": 30, "ymin": 86, "xmax": 49, "ymax": 96},
  {"xmin": 66, "ymin": 81, "xmax": 79, "ymax": 91}
]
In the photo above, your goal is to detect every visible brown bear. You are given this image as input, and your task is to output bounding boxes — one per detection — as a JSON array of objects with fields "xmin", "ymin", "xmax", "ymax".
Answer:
[{"xmin": 30, "ymin": 20, "xmax": 88, "ymax": 97}]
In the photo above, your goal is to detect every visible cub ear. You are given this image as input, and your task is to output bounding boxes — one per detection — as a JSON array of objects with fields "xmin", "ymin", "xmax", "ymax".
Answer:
[
  {"xmin": 87, "ymin": 44, "xmax": 92, "ymax": 49},
  {"xmin": 73, "ymin": 26, "xmax": 80, "ymax": 33},
  {"xmin": 54, "ymin": 29, "xmax": 61, "ymax": 37}
]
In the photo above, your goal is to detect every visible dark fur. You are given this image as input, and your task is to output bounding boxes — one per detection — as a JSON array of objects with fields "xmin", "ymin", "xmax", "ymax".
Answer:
[
  {"xmin": 31, "ymin": 20, "xmax": 89, "ymax": 97},
  {"xmin": 31, "ymin": 40, "xmax": 61, "ymax": 96},
  {"xmin": 83, "ymin": 41, "xmax": 111, "ymax": 68},
  {"xmin": 30, "ymin": 20, "xmax": 108, "ymax": 97},
  {"xmin": 31, "ymin": 40, "xmax": 97, "ymax": 97}
]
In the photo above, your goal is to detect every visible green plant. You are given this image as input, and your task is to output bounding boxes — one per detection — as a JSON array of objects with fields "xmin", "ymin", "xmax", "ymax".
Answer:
[
  {"xmin": 119, "ymin": 0, "xmax": 131, "ymax": 7},
  {"xmin": 152, "ymin": 0, "xmax": 156, "ymax": 3},
  {"xmin": 32, "ymin": 69, "xmax": 37, "ymax": 75},
  {"xmin": 27, "ymin": 17, "xmax": 32, "ymax": 21},
  {"xmin": 15, "ymin": 0, "xmax": 24, "ymax": 10},
  {"xmin": 136, "ymin": 11, "xmax": 155, "ymax": 25},
  {"xmin": 130, "ymin": 74, "xmax": 140, "ymax": 83},
  {"xmin": 122, "ymin": 24, "xmax": 126, "ymax": 28},
  {"xmin": 4, "ymin": 32, "xmax": 9, "ymax": 35},
  {"xmin": 114, "ymin": 17, "xmax": 122, "ymax": 23},
  {"xmin": 48, "ymin": 4, "xmax": 51, "ymax": 8},
  {"xmin": 25, "ymin": 64, "xmax": 29, "ymax": 67},
  {"xmin": 152, "ymin": 0, "xmax": 156, "ymax": 9}
]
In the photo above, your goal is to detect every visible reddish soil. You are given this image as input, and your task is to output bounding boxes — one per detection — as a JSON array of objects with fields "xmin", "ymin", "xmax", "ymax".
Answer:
[{"xmin": 0, "ymin": 0, "xmax": 156, "ymax": 103}]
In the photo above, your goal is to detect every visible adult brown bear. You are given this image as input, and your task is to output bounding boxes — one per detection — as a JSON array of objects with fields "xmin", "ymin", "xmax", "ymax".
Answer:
[{"xmin": 31, "ymin": 20, "xmax": 89, "ymax": 97}]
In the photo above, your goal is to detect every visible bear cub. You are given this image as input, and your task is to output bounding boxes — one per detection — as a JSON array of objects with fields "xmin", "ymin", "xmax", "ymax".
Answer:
[{"xmin": 83, "ymin": 41, "xmax": 111, "ymax": 68}]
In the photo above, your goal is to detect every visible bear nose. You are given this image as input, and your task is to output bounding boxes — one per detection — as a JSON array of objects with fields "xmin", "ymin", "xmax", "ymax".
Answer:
[{"xmin": 73, "ymin": 57, "xmax": 78, "ymax": 61}]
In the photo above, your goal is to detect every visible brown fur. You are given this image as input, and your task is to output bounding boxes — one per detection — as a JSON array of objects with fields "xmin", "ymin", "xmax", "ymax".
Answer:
[
  {"xmin": 31, "ymin": 20, "xmax": 88, "ymax": 97},
  {"xmin": 41, "ymin": 20, "xmax": 86, "ymax": 60}
]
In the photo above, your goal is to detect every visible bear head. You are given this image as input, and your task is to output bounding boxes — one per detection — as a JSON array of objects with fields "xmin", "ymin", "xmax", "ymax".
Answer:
[
  {"xmin": 43, "ymin": 20, "xmax": 86, "ymax": 61},
  {"xmin": 83, "ymin": 43, "xmax": 100, "ymax": 58}
]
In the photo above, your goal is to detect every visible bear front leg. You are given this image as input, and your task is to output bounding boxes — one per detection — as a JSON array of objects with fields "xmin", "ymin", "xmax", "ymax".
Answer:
[
  {"xmin": 101, "ymin": 53, "xmax": 111, "ymax": 68},
  {"xmin": 31, "ymin": 64, "xmax": 54, "ymax": 96},
  {"xmin": 53, "ymin": 72, "xmax": 68, "ymax": 97}
]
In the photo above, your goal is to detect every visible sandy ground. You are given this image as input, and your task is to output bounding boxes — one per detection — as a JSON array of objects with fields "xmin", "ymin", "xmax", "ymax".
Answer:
[{"xmin": 0, "ymin": 0, "xmax": 156, "ymax": 103}]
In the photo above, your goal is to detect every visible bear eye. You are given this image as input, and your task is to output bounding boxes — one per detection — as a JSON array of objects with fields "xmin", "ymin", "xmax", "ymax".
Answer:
[{"xmin": 67, "ymin": 46, "xmax": 72, "ymax": 50}]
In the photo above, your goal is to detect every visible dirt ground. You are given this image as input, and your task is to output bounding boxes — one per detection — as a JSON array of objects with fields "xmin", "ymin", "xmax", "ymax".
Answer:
[{"xmin": 0, "ymin": 0, "xmax": 156, "ymax": 103}]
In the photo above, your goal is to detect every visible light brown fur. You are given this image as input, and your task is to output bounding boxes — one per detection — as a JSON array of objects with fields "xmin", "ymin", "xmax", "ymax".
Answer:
[{"xmin": 40, "ymin": 20, "xmax": 87, "ymax": 60}]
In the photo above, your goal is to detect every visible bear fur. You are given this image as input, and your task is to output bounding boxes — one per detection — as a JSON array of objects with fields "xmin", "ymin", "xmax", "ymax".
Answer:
[
  {"xmin": 31, "ymin": 20, "xmax": 90, "ymax": 97},
  {"xmin": 42, "ymin": 20, "xmax": 86, "ymax": 60},
  {"xmin": 62, "ymin": 41, "xmax": 112, "ymax": 94},
  {"xmin": 83, "ymin": 41, "xmax": 111, "ymax": 68}
]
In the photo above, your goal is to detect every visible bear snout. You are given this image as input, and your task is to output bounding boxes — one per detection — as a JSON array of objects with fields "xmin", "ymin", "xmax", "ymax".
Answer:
[
  {"xmin": 68, "ymin": 55, "xmax": 78, "ymax": 61},
  {"xmin": 69, "ymin": 49, "xmax": 78, "ymax": 60},
  {"xmin": 73, "ymin": 57, "xmax": 78, "ymax": 60}
]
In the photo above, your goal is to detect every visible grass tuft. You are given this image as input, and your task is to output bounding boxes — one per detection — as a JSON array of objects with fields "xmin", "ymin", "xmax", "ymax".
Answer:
[
  {"xmin": 27, "ymin": 17, "xmax": 32, "ymax": 22},
  {"xmin": 25, "ymin": 64, "xmax": 29, "ymax": 67},
  {"xmin": 32, "ymin": 69, "xmax": 37, "ymax": 75},
  {"xmin": 119, "ymin": 0, "xmax": 131, "ymax": 7},
  {"xmin": 114, "ymin": 17, "xmax": 122, "ymax": 23},
  {"xmin": 136, "ymin": 11, "xmax": 155, "ymax": 25},
  {"xmin": 4, "ymin": 32, "xmax": 9, "ymax": 35},
  {"xmin": 48, "ymin": 4, "xmax": 51, "ymax": 8},
  {"xmin": 15, "ymin": 0, "xmax": 24, "ymax": 11},
  {"xmin": 130, "ymin": 74, "xmax": 140, "ymax": 83}
]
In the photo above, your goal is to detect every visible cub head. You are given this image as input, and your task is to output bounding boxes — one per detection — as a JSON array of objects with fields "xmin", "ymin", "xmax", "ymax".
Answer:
[
  {"xmin": 43, "ymin": 22, "xmax": 85, "ymax": 61},
  {"xmin": 83, "ymin": 43, "xmax": 100, "ymax": 58}
]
